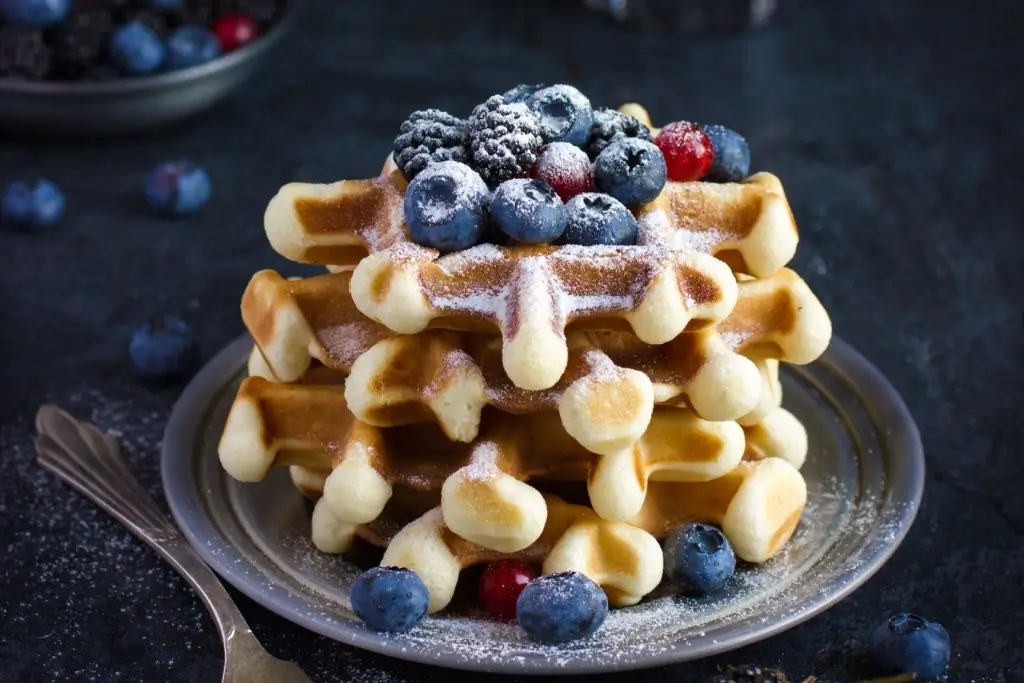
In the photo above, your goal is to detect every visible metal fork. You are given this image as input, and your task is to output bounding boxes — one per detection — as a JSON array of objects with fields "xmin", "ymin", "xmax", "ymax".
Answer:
[{"xmin": 34, "ymin": 404, "xmax": 315, "ymax": 683}]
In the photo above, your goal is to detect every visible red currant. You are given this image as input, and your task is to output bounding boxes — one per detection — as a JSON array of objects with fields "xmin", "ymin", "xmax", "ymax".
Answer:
[
  {"xmin": 478, "ymin": 559, "xmax": 536, "ymax": 620},
  {"xmin": 655, "ymin": 121, "xmax": 714, "ymax": 182},
  {"xmin": 214, "ymin": 13, "xmax": 259, "ymax": 53},
  {"xmin": 530, "ymin": 142, "xmax": 593, "ymax": 202}
]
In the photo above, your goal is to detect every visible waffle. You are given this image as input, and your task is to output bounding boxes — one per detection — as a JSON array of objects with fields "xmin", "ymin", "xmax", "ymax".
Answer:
[
  {"xmin": 243, "ymin": 264, "xmax": 828, "ymax": 447},
  {"xmin": 295, "ymin": 451, "xmax": 805, "ymax": 610},
  {"xmin": 629, "ymin": 457, "xmax": 806, "ymax": 563},
  {"xmin": 219, "ymin": 375, "xmax": 807, "ymax": 551},
  {"xmin": 348, "ymin": 242, "xmax": 736, "ymax": 390},
  {"xmin": 262, "ymin": 150, "xmax": 799, "ymax": 391},
  {"xmin": 224, "ymin": 97, "xmax": 832, "ymax": 624}
]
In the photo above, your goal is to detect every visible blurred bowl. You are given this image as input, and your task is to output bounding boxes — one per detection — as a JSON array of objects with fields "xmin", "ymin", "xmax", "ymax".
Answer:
[{"xmin": 0, "ymin": 0, "xmax": 301, "ymax": 137}]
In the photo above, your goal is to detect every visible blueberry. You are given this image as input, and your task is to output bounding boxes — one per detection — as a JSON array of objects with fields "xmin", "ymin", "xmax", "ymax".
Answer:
[
  {"xmin": 350, "ymin": 566, "xmax": 429, "ymax": 633},
  {"xmin": 110, "ymin": 21, "xmax": 165, "ymax": 75},
  {"xmin": 143, "ymin": 0, "xmax": 183, "ymax": 8},
  {"xmin": 593, "ymin": 138, "xmax": 667, "ymax": 207},
  {"xmin": 526, "ymin": 84, "xmax": 594, "ymax": 146},
  {"xmin": 404, "ymin": 160, "xmax": 489, "ymax": 251},
  {"xmin": 0, "ymin": 0, "xmax": 69, "ymax": 28},
  {"xmin": 489, "ymin": 178, "xmax": 567, "ymax": 244},
  {"xmin": 145, "ymin": 160, "xmax": 212, "ymax": 215},
  {"xmin": 702, "ymin": 124, "xmax": 751, "ymax": 183},
  {"xmin": 129, "ymin": 315, "xmax": 198, "ymax": 379},
  {"xmin": 870, "ymin": 613, "xmax": 951, "ymax": 680},
  {"xmin": 562, "ymin": 193, "xmax": 636, "ymax": 246},
  {"xmin": 516, "ymin": 571, "xmax": 608, "ymax": 644},
  {"xmin": 165, "ymin": 26, "xmax": 221, "ymax": 70},
  {"xmin": 501, "ymin": 83, "xmax": 545, "ymax": 104},
  {"xmin": 2, "ymin": 179, "xmax": 64, "ymax": 230},
  {"xmin": 663, "ymin": 522, "xmax": 736, "ymax": 594}
]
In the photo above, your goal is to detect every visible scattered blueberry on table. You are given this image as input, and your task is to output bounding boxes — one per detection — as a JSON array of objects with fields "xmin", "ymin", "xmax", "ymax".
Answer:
[
  {"xmin": 2, "ymin": 178, "xmax": 65, "ymax": 229},
  {"xmin": 0, "ymin": 0, "xmax": 284, "ymax": 81},
  {"xmin": 129, "ymin": 314, "xmax": 198, "ymax": 379},
  {"xmin": 350, "ymin": 566, "xmax": 429, "ymax": 633},
  {"xmin": 870, "ymin": 613, "xmax": 950, "ymax": 680},
  {"xmin": 663, "ymin": 522, "xmax": 736, "ymax": 594},
  {"xmin": 145, "ymin": 160, "xmax": 211, "ymax": 215},
  {"xmin": 515, "ymin": 571, "xmax": 608, "ymax": 644}
]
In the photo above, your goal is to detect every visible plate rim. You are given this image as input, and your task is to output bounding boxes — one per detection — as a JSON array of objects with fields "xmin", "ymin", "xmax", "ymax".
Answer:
[{"xmin": 161, "ymin": 334, "xmax": 924, "ymax": 675}]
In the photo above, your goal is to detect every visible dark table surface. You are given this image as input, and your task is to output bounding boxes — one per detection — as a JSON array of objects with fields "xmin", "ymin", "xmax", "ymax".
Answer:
[{"xmin": 1, "ymin": 1, "xmax": 1022, "ymax": 681}]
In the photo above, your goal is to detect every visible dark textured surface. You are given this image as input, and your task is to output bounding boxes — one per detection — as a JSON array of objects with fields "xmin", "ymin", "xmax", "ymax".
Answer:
[{"xmin": 0, "ymin": 1, "xmax": 1021, "ymax": 681}]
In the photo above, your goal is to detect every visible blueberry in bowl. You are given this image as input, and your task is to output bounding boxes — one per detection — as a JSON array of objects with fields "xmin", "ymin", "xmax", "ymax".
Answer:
[{"xmin": 0, "ymin": 0, "xmax": 301, "ymax": 135}]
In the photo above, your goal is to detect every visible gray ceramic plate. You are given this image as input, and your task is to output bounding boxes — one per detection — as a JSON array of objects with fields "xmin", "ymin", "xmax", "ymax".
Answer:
[
  {"xmin": 0, "ymin": 1, "xmax": 300, "ymax": 136},
  {"xmin": 162, "ymin": 335, "xmax": 923, "ymax": 675}
]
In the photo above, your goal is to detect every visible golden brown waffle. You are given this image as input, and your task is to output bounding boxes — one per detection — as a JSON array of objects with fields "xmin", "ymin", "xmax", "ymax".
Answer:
[
  {"xmin": 307, "ymin": 495, "xmax": 662, "ymax": 614},
  {"xmin": 243, "ymin": 265, "xmax": 829, "ymax": 439},
  {"xmin": 348, "ymin": 242, "xmax": 737, "ymax": 390},
  {"xmin": 291, "ymin": 455, "xmax": 804, "ymax": 610},
  {"xmin": 242, "ymin": 269, "xmax": 391, "ymax": 382},
  {"xmin": 220, "ymin": 375, "xmax": 808, "ymax": 554},
  {"xmin": 629, "ymin": 458, "xmax": 807, "ymax": 563},
  {"xmin": 220, "ymin": 377, "xmax": 749, "ymax": 551}
]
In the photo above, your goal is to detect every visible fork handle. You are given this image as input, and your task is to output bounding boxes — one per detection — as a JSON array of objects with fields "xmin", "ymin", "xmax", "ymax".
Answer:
[{"xmin": 34, "ymin": 404, "xmax": 253, "ymax": 645}]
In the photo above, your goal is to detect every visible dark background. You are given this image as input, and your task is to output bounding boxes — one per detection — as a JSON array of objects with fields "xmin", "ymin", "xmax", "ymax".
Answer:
[{"xmin": 1, "ymin": 0, "xmax": 1022, "ymax": 681}]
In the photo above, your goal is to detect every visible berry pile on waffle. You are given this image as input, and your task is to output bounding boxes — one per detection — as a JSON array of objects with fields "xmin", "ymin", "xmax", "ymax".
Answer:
[{"xmin": 218, "ymin": 84, "xmax": 833, "ymax": 643}]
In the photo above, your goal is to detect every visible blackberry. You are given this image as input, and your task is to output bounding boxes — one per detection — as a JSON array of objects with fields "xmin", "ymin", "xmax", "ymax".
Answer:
[
  {"xmin": 50, "ymin": 9, "xmax": 113, "ymax": 79},
  {"xmin": 392, "ymin": 109, "xmax": 469, "ymax": 182},
  {"xmin": 708, "ymin": 664, "xmax": 789, "ymax": 683},
  {"xmin": 217, "ymin": 0, "xmax": 280, "ymax": 26},
  {"xmin": 0, "ymin": 26, "xmax": 52, "ymax": 80},
  {"xmin": 468, "ymin": 95, "xmax": 544, "ymax": 188},
  {"xmin": 586, "ymin": 108, "xmax": 654, "ymax": 159}
]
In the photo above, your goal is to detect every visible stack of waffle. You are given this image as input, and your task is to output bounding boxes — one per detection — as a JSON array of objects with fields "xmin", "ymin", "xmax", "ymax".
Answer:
[{"xmin": 218, "ymin": 103, "xmax": 832, "ymax": 615}]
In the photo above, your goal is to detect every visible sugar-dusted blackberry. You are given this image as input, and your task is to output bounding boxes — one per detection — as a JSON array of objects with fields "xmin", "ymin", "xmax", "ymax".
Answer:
[
  {"xmin": 50, "ymin": 8, "xmax": 113, "ymax": 79},
  {"xmin": 708, "ymin": 664, "xmax": 789, "ymax": 683},
  {"xmin": 0, "ymin": 25, "xmax": 52, "ymax": 80},
  {"xmin": 217, "ymin": 0, "xmax": 279, "ymax": 26},
  {"xmin": 468, "ymin": 94, "xmax": 544, "ymax": 188},
  {"xmin": 392, "ymin": 109, "xmax": 469, "ymax": 182},
  {"xmin": 586, "ymin": 108, "xmax": 654, "ymax": 159}
]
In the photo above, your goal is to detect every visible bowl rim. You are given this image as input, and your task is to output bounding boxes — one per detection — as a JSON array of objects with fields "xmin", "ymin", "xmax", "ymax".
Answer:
[{"xmin": 0, "ymin": 0, "xmax": 301, "ymax": 96}]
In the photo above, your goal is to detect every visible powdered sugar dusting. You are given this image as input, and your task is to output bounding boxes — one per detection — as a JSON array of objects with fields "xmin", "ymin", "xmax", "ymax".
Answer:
[
  {"xmin": 317, "ymin": 323, "xmax": 382, "ymax": 367},
  {"xmin": 720, "ymin": 329, "xmax": 753, "ymax": 351},
  {"xmin": 462, "ymin": 442, "xmax": 499, "ymax": 482},
  {"xmin": 637, "ymin": 208, "xmax": 725, "ymax": 254}
]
